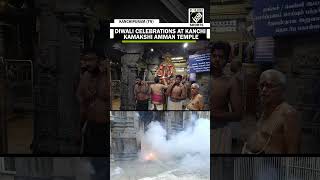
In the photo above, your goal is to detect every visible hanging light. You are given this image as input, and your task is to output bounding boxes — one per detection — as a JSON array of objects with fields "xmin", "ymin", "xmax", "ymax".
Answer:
[{"xmin": 183, "ymin": 43, "xmax": 188, "ymax": 48}]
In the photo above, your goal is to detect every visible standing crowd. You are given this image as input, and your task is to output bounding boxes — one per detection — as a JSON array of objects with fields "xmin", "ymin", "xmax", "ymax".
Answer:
[{"xmin": 134, "ymin": 75, "xmax": 205, "ymax": 111}]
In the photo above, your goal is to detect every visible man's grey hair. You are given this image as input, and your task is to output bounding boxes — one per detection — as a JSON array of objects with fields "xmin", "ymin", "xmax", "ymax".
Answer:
[
  {"xmin": 260, "ymin": 69, "xmax": 287, "ymax": 89},
  {"xmin": 191, "ymin": 83, "xmax": 200, "ymax": 89}
]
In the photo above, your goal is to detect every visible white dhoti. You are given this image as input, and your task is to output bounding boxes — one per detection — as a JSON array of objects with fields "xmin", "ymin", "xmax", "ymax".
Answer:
[
  {"xmin": 151, "ymin": 104, "xmax": 164, "ymax": 110},
  {"xmin": 167, "ymin": 99, "xmax": 183, "ymax": 110},
  {"xmin": 182, "ymin": 99, "xmax": 189, "ymax": 108}
]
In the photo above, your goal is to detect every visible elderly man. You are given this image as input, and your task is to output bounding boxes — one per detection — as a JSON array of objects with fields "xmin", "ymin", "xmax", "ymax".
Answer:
[
  {"xmin": 211, "ymin": 41, "xmax": 242, "ymax": 154},
  {"xmin": 242, "ymin": 69, "xmax": 301, "ymax": 154},
  {"xmin": 186, "ymin": 83, "xmax": 204, "ymax": 110},
  {"xmin": 149, "ymin": 76, "xmax": 168, "ymax": 110}
]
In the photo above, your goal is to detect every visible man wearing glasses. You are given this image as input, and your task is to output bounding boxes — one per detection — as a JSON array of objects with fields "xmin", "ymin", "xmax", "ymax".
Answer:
[
  {"xmin": 242, "ymin": 69, "xmax": 301, "ymax": 154},
  {"xmin": 186, "ymin": 83, "xmax": 204, "ymax": 110}
]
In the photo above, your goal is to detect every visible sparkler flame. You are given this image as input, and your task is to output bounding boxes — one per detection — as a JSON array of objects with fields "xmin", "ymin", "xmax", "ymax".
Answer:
[{"xmin": 144, "ymin": 152, "xmax": 157, "ymax": 161}]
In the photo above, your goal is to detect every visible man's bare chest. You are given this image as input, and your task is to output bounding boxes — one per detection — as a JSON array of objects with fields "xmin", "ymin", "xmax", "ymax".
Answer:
[
  {"xmin": 136, "ymin": 85, "xmax": 148, "ymax": 94},
  {"xmin": 212, "ymin": 78, "xmax": 230, "ymax": 99},
  {"xmin": 172, "ymin": 86, "xmax": 183, "ymax": 94},
  {"xmin": 152, "ymin": 84, "xmax": 163, "ymax": 91},
  {"xmin": 257, "ymin": 111, "xmax": 286, "ymax": 135},
  {"xmin": 87, "ymin": 76, "xmax": 105, "ymax": 95}
]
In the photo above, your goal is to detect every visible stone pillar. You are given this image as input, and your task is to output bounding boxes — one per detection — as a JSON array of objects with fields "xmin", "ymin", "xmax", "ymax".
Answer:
[
  {"xmin": 0, "ymin": 22, "xmax": 6, "ymax": 56},
  {"xmin": 106, "ymin": 58, "xmax": 111, "ymax": 110},
  {"xmin": 165, "ymin": 111, "xmax": 183, "ymax": 137},
  {"xmin": 120, "ymin": 44, "xmax": 144, "ymax": 110},
  {"xmin": 0, "ymin": 60, "xmax": 7, "ymax": 153},
  {"xmin": 111, "ymin": 111, "xmax": 139, "ymax": 160},
  {"xmin": 0, "ymin": 22, "xmax": 8, "ymax": 153},
  {"xmin": 54, "ymin": 1, "xmax": 85, "ymax": 154},
  {"xmin": 33, "ymin": 0, "xmax": 85, "ymax": 153},
  {"xmin": 32, "ymin": 0, "xmax": 60, "ymax": 153}
]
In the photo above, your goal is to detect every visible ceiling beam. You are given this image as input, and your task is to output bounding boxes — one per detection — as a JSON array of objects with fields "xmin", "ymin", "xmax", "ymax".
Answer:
[{"xmin": 160, "ymin": 0, "xmax": 188, "ymax": 22}]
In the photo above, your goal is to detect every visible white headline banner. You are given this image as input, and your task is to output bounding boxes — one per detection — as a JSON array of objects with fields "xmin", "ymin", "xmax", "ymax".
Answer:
[{"xmin": 110, "ymin": 23, "xmax": 210, "ymax": 28}]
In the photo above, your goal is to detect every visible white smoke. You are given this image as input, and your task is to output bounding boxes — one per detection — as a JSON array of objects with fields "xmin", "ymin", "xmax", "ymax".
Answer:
[{"xmin": 139, "ymin": 117, "xmax": 210, "ymax": 173}]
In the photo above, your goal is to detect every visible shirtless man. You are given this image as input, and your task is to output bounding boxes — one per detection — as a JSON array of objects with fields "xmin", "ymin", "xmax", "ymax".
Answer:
[
  {"xmin": 186, "ymin": 83, "xmax": 204, "ymax": 110},
  {"xmin": 165, "ymin": 76, "xmax": 175, "ymax": 110},
  {"xmin": 242, "ymin": 69, "xmax": 301, "ymax": 154},
  {"xmin": 230, "ymin": 60, "xmax": 245, "ymax": 111},
  {"xmin": 211, "ymin": 41, "xmax": 242, "ymax": 153},
  {"xmin": 230, "ymin": 60, "xmax": 243, "ymax": 81},
  {"xmin": 149, "ymin": 76, "xmax": 168, "ymax": 110},
  {"xmin": 184, "ymin": 80, "xmax": 192, "ymax": 99},
  {"xmin": 134, "ymin": 77, "xmax": 149, "ymax": 110},
  {"xmin": 166, "ymin": 74, "xmax": 187, "ymax": 110},
  {"xmin": 168, "ymin": 76, "xmax": 175, "ymax": 85},
  {"xmin": 77, "ymin": 51, "xmax": 107, "ymax": 154}
]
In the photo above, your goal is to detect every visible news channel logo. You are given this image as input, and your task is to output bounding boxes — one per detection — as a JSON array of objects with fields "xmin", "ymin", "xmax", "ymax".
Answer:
[{"xmin": 188, "ymin": 8, "xmax": 204, "ymax": 24}]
